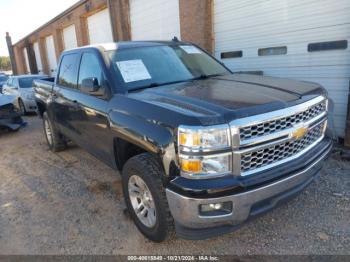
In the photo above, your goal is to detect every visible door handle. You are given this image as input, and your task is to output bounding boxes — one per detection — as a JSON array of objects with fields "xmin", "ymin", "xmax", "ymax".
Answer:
[{"xmin": 72, "ymin": 100, "xmax": 80, "ymax": 109}]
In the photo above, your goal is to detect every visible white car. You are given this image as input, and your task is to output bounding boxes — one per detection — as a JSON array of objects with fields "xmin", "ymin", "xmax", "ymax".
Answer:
[{"xmin": 2, "ymin": 75, "xmax": 47, "ymax": 114}]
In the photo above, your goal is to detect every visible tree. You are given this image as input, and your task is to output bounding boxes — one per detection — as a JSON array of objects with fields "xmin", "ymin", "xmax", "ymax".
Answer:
[{"xmin": 0, "ymin": 56, "xmax": 12, "ymax": 71}]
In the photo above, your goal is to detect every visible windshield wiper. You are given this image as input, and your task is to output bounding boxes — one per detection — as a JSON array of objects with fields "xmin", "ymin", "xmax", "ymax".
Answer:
[
  {"xmin": 129, "ymin": 79, "xmax": 194, "ymax": 92},
  {"xmin": 129, "ymin": 74, "xmax": 226, "ymax": 92},
  {"xmin": 191, "ymin": 73, "xmax": 225, "ymax": 80}
]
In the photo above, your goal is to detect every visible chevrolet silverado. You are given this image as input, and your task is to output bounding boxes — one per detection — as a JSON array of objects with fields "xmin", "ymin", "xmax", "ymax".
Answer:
[{"xmin": 34, "ymin": 41, "xmax": 332, "ymax": 242}]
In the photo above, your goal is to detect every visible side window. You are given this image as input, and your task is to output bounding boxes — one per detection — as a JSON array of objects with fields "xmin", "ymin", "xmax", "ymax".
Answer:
[
  {"xmin": 78, "ymin": 52, "xmax": 104, "ymax": 96},
  {"xmin": 12, "ymin": 78, "xmax": 18, "ymax": 88},
  {"xmin": 6, "ymin": 78, "xmax": 13, "ymax": 86},
  {"xmin": 58, "ymin": 53, "xmax": 80, "ymax": 89}
]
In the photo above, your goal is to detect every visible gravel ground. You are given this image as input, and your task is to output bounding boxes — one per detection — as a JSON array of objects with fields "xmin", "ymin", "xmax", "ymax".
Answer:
[{"xmin": 0, "ymin": 116, "xmax": 349, "ymax": 255}]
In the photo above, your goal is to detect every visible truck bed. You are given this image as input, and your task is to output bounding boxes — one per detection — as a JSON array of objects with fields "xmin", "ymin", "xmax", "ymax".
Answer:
[{"xmin": 33, "ymin": 77, "xmax": 55, "ymax": 103}]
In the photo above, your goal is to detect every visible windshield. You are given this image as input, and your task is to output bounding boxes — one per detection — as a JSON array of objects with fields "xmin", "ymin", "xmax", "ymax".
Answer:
[
  {"xmin": 18, "ymin": 77, "xmax": 41, "ymax": 88},
  {"xmin": 108, "ymin": 45, "xmax": 230, "ymax": 91}
]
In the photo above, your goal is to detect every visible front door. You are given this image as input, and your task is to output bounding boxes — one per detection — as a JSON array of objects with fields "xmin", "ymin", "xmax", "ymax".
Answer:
[{"xmin": 73, "ymin": 51, "xmax": 112, "ymax": 164}]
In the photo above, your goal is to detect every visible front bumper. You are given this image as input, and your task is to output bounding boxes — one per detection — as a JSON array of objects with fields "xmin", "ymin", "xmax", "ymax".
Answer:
[
  {"xmin": 0, "ymin": 112, "xmax": 25, "ymax": 131},
  {"xmin": 166, "ymin": 139, "xmax": 332, "ymax": 239},
  {"xmin": 23, "ymin": 98, "xmax": 37, "ymax": 112}
]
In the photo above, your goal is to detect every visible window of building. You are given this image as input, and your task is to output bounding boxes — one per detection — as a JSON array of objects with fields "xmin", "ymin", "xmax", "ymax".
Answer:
[
  {"xmin": 308, "ymin": 40, "xmax": 348, "ymax": 52},
  {"xmin": 258, "ymin": 46, "xmax": 287, "ymax": 56},
  {"xmin": 221, "ymin": 51, "xmax": 243, "ymax": 59},
  {"xmin": 57, "ymin": 54, "xmax": 80, "ymax": 89}
]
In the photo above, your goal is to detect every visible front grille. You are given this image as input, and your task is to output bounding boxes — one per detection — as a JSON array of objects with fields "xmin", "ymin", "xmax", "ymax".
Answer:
[
  {"xmin": 240, "ymin": 101, "xmax": 326, "ymax": 141},
  {"xmin": 240, "ymin": 121, "xmax": 325, "ymax": 173}
]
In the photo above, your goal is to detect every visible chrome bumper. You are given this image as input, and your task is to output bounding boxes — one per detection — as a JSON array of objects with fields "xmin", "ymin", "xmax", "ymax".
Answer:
[
  {"xmin": 166, "ymin": 143, "xmax": 331, "ymax": 229},
  {"xmin": 23, "ymin": 99, "xmax": 37, "ymax": 112}
]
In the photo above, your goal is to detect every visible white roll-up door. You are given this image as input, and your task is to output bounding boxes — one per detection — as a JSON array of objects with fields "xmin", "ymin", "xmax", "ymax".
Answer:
[
  {"xmin": 45, "ymin": 35, "xmax": 57, "ymax": 76},
  {"xmin": 63, "ymin": 24, "xmax": 78, "ymax": 50},
  {"xmin": 87, "ymin": 8, "xmax": 113, "ymax": 44},
  {"xmin": 33, "ymin": 42, "xmax": 43, "ymax": 74},
  {"xmin": 130, "ymin": 0, "xmax": 181, "ymax": 40},
  {"xmin": 214, "ymin": 0, "xmax": 350, "ymax": 138},
  {"xmin": 23, "ymin": 48, "xmax": 30, "ymax": 74}
]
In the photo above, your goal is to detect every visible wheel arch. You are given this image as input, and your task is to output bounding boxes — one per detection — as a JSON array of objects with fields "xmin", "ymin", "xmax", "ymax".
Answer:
[
  {"xmin": 113, "ymin": 137, "xmax": 163, "ymax": 171},
  {"xmin": 36, "ymin": 100, "xmax": 46, "ymax": 117}
]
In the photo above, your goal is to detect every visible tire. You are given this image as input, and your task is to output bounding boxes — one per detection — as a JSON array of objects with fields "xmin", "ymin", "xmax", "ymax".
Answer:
[
  {"xmin": 43, "ymin": 112, "xmax": 67, "ymax": 152},
  {"xmin": 122, "ymin": 153, "xmax": 174, "ymax": 242},
  {"xmin": 18, "ymin": 99, "xmax": 26, "ymax": 115}
]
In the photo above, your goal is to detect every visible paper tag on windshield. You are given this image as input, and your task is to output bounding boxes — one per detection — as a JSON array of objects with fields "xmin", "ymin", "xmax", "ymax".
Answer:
[
  {"xmin": 116, "ymin": 60, "xmax": 151, "ymax": 83},
  {"xmin": 180, "ymin": 45, "xmax": 202, "ymax": 54}
]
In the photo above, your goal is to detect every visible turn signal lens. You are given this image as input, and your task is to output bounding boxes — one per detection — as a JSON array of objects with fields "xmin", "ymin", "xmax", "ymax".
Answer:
[
  {"xmin": 179, "ymin": 153, "xmax": 232, "ymax": 177},
  {"xmin": 180, "ymin": 159, "xmax": 202, "ymax": 173}
]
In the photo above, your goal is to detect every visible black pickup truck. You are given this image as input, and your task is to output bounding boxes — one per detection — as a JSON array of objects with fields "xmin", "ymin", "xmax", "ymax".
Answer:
[{"xmin": 34, "ymin": 40, "xmax": 332, "ymax": 242}]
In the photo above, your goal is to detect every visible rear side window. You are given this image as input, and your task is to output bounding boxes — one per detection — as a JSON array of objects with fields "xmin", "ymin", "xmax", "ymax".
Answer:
[
  {"xmin": 18, "ymin": 77, "xmax": 40, "ymax": 88},
  {"xmin": 58, "ymin": 53, "xmax": 80, "ymax": 89}
]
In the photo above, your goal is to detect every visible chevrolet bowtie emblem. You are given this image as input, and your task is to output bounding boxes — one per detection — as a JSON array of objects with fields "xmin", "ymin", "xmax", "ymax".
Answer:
[{"xmin": 290, "ymin": 127, "xmax": 308, "ymax": 140}]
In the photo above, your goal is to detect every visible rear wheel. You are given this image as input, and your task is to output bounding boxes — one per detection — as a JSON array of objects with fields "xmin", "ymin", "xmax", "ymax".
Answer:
[
  {"xmin": 18, "ymin": 99, "xmax": 26, "ymax": 115},
  {"xmin": 122, "ymin": 153, "xmax": 174, "ymax": 242},
  {"xmin": 43, "ymin": 112, "xmax": 67, "ymax": 152}
]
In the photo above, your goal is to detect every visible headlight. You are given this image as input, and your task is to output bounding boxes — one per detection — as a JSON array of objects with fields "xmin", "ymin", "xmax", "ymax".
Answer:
[
  {"xmin": 178, "ymin": 125, "xmax": 230, "ymax": 151},
  {"xmin": 178, "ymin": 125, "xmax": 232, "ymax": 178}
]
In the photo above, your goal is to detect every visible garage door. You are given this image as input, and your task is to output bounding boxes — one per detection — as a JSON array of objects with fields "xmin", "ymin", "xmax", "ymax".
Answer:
[
  {"xmin": 23, "ymin": 48, "xmax": 30, "ymax": 74},
  {"xmin": 214, "ymin": 0, "xmax": 350, "ymax": 138},
  {"xmin": 130, "ymin": 0, "xmax": 180, "ymax": 40},
  {"xmin": 63, "ymin": 24, "xmax": 77, "ymax": 50},
  {"xmin": 45, "ymin": 35, "xmax": 57, "ymax": 76},
  {"xmin": 33, "ymin": 42, "xmax": 43, "ymax": 74},
  {"xmin": 87, "ymin": 8, "xmax": 113, "ymax": 44}
]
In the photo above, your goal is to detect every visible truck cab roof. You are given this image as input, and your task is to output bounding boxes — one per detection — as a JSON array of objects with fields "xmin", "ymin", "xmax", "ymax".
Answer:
[{"xmin": 63, "ymin": 40, "xmax": 190, "ymax": 53}]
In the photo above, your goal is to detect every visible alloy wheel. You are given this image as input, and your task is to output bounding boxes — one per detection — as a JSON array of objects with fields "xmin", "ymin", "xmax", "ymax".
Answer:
[
  {"xmin": 128, "ymin": 175, "xmax": 157, "ymax": 228},
  {"xmin": 44, "ymin": 118, "xmax": 53, "ymax": 146}
]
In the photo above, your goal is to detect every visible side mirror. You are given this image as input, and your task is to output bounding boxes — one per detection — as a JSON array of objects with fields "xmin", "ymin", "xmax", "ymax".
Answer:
[{"xmin": 81, "ymin": 77, "xmax": 100, "ymax": 93}]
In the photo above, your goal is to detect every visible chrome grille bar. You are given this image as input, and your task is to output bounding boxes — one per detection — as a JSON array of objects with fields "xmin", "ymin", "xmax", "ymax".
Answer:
[
  {"xmin": 230, "ymin": 96, "xmax": 328, "ymax": 176},
  {"xmin": 240, "ymin": 101, "xmax": 326, "ymax": 141},
  {"xmin": 240, "ymin": 121, "xmax": 326, "ymax": 175}
]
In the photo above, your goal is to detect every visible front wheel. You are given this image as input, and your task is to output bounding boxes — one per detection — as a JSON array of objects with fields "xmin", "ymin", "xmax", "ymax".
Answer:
[
  {"xmin": 18, "ymin": 99, "xmax": 26, "ymax": 115},
  {"xmin": 122, "ymin": 153, "xmax": 174, "ymax": 242}
]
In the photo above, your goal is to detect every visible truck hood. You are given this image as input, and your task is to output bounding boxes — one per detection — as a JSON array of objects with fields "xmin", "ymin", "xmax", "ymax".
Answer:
[
  {"xmin": 0, "ymin": 94, "xmax": 16, "ymax": 106},
  {"xmin": 126, "ymin": 74, "xmax": 326, "ymax": 126}
]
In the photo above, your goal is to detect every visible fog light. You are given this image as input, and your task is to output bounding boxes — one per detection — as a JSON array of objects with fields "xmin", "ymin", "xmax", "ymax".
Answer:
[
  {"xmin": 211, "ymin": 203, "xmax": 222, "ymax": 210},
  {"xmin": 200, "ymin": 202, "xmax": 232, "ymax": 216}
]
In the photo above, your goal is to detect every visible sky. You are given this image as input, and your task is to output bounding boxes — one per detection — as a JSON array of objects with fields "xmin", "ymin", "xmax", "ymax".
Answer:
[{"xmin": 0, "ymin": 0, "xmax": 79, "ymax": 56}]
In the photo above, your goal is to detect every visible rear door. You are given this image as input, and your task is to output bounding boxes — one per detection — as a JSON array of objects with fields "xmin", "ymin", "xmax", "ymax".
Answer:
[{"xmin": 51, "ymin": 52, "xmax": 82, "ymax": 143}]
